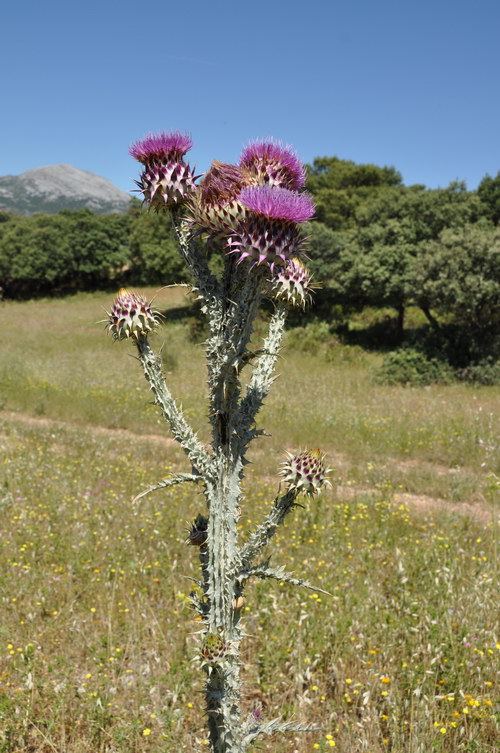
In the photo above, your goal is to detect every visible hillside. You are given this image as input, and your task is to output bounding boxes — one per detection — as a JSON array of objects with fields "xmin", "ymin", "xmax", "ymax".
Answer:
[{"xmin": 0, "ymin": 164, "xmax": 130, "ymax": 215}]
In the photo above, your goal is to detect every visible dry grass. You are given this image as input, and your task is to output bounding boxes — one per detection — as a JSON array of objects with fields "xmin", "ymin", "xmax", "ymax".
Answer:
[{"xmin": 0, "ymin": 290, "xmax": 498, "ymax": 752}]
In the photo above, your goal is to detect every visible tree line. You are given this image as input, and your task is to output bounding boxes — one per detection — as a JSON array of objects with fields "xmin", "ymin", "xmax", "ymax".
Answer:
[
  {"xmin": 305, "ymin": 159, "xmax": 500, "ymax": 368},
  {"xmin": 0, "ymin": 158, "xmax": 499, "ymax": 371},
  {"xmin": 0, "ymin": 202, "xmax": 187, "ymax": 298}
]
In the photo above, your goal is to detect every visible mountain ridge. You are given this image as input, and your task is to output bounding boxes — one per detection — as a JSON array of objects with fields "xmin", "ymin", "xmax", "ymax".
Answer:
[{"xmin": 0, "ymin": 164, "xmax": 131, "ymax": 215}]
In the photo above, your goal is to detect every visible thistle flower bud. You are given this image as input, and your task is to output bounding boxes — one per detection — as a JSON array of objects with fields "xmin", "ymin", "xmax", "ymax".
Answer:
[
  {"xmin": 201, "ymin": 161, "xmax": 248, "ymax": 206},
  {"xmin": 189, "ymin": 161, "xmax": 249, "ymax": 235},
  {"xmin": 240, "ymin": 139, "xmax": 307, "ymax": 190},
  {"xmin": 227, "ymin": 186, "xmax": 315, "ymax": 271},
  {"xmin": 271, "ymin": 257, "xmax": 316, "ymax": 308},
  {"xmin": 280, "ymin": 449, "xmax": 331, "ymax": 496},
  {"xmin": 201, "ymin": 632, "xmax": 229, "ymax": 662},
  {"xmin": 250, "ymin": 706, "xmax": 264, "ymax": 722},
  {"xmin": 106, "ymin": 289, "xmax": 160, "ymax": 341},
  {"xmin": 130, "ymin": 131, "xmax": 196, "ymax": 209},
  {"xmin": 186, "ymin": 514, "xmax": 208, "ymax": 547}
]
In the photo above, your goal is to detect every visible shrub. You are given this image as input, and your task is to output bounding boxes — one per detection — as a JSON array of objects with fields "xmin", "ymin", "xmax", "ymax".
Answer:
[
  {"xmin": 285, "ymin": 320, "xmax": 337, "ymax": 353},
  {"xmin": 458, "ymin": 358, "xmax": 500, "ymax": 386},
  {"xmin": 375, "ymin": 347, "xmax": 454, "ymax": 386}
]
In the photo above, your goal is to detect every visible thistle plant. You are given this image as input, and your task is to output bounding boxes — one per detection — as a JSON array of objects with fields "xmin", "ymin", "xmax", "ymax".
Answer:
[{"xmin": 106, "ymin": 132, "xmax": 331, "ymax": 752}]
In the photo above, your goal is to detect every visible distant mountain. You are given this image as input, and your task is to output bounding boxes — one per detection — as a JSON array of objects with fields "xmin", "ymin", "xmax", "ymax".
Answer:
[{"xmin": 0, "ymin": 164, "xmax": 131, "ymax": 215}]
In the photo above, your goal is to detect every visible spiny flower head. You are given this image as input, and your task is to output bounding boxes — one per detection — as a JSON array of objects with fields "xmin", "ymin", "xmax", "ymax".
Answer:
[
  {"xmin": 130, "ymin": 130, "xmax": 196, "ymax": 209},
  {"xmin": 201, "ymin": 161, "xmax": 248, "ymax": 206},
  {"xmin": 106, "ymin": 289, "xmax": 160, "ymax": 341},
  {"xmin": 226, "ymin": 218, "xmax": 308, "ymax": 272},
  {"xmin": 280, "ymin": 449, "xmax": 331, "ymax": 496},
  {"xmin": 201, "ymin": 632, "xmax": 229, "ymax": 663},
  {"xmin": 189, "ymin": 161, "xmax": 250, "ymax": 235},
  {"xmin": 239, "ymin": 185, "xmax": 315, "ymax": 223},
  {"xmin": 271, "ymin": 257, "xmax": 316, "ymax": 308},
  {"xmin": 226, "ymin": 186, "xmax": 314, "ymax": 270},
  {"xmin": 240, "ymin": 139, "xmax": 307, "ymax": 190},
  {"xmin": 129, "ymin": 131, "xmax": 193, "ymax": 164}
]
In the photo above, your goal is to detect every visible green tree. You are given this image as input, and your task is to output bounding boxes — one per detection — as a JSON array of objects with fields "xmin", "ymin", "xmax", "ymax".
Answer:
[
  {"xmin": 410, "ymin": 222, "xmax": 500, "ymax": 363},
  {"xmin": 0, "ymin": 214, "xmax": 73, "ymax": 297},
  {"xmin": 477, "ymin": 171, "xmax": 500, "ymax": 224},
  {"xmin": 64, "ymin": 210, "xmax": 130, "ymax": 288},
  {"xmin": 306, "ymin": 156, "xmax": 402, "ymax": 230},
  {"xmin": 335, "ymin": 183, "xmax": 484, "ymax": 335},
  {"xmin": 0, "ymin": 210, "xmax": 132, "ymax": 297},
  {"xmin": 128, "ymin": 209, "xmax": 188, "ymax": 284}
]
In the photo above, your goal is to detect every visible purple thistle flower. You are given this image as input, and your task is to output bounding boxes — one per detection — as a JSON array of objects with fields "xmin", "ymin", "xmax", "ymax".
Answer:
[
  {"xmin": 240, "ymin": 139, "xmax": 307, "ymax": 190},
  {"xmin": 239, "ymin": 185, "xmax": 315, "ymax": 224},
  {"xmin": 250, "ymin": 707, "xmax": 263, "ymax": 722},
  {"xmin": 129, "ymin": 131, "xmax": 193, "ymax": 164},
  {"xmin": 130, "ymin": 131, "xmax": 196, "ymax": 209}
]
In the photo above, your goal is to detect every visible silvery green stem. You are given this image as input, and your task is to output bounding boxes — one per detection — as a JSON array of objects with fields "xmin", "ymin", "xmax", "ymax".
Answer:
[
  {"xmin": 200, "ymin": 262, "xmax": 267, "ymax": 752},
  {"xmin": 172, "ymin": 215, "xmax": 222, "ymax": 314},
  {"xmin": 123, "ymin": 219, "xmax": 322, "ymax": 752},
  {"xmin": 239, "ymin": 561, "xmax": 331, "ymax": 595},
  {"xmin": 241, "ymin": 719, "xmax": 320, "ymax": 748},
  {"xmin": 132, "ymin": 473, "xmax": 201, "ymax": 503},
  {"xmin": 135, "ymin": 335, "xmax": 212, "ymax": 477},
  {"xmin": 238, "ymin": 489, "xmax": 298, "ymax": 571},
  {"xmin": 238, "ymin": 304, "xmax": 287, "ymax": 453}
]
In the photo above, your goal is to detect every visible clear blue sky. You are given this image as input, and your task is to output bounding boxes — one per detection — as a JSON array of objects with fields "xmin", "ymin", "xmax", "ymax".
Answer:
[{"xmin": 2, "ymin": 0, "xmax": 500, "ymax": 193}]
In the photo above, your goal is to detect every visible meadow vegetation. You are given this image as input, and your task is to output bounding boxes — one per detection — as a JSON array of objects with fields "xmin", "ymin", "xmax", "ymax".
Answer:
[{"xmin": 0, "ymin": 290, "xmax": 498, "ymax": 752}]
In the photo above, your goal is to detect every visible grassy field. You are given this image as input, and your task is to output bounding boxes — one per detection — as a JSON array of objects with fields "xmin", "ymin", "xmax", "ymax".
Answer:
[{"xmin": 0, "ymin": 289, "xmax": 498, "ymax": 752}]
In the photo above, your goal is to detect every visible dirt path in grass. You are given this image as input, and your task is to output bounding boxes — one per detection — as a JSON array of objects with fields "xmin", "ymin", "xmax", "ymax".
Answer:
[
  {"xmin": 0, "ymin": 409, "xmax": 177, "ymax": 448},
  {"xmin": 1, "ymin": 410, "xmax": 495, "ymax": 524},
  {"xmin": 335, "ymin": 483, "xmax": 494, "ymax": 524}
]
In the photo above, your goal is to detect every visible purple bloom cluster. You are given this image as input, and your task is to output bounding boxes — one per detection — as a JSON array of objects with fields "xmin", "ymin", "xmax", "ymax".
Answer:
[
  {"xmin": 239, "ymin": 185, "xmax": 315, "ymax": 224},
  {"xmin": 240, "ymin": 139, "xmax": 306, "ymax": 190},
  {"xmin": 129, "ymin": 131, "xmax": 193, "ymax": 164}
]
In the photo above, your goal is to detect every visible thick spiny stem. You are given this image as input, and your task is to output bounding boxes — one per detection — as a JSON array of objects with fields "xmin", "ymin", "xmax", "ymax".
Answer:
[
  {"xmin": 135, "ymin": 335, "xmax": 212, "ymax": 477},
  {"xmin": 238, "ymin": 303, "xmax": 287, "ymax": 454},
  {"xmin": 125, "ymin": 134, "xmax": 323, "ymax": 753},
  {"xmin": 171, "ymin": 214, "xmax": 223, "ymax": 313},
  {"xmin": 238, "ymin": 489, "xmax": 298, "ymax": 571}
]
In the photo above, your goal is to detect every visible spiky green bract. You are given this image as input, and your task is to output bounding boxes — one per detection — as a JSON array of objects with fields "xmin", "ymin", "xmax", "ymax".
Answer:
[
  {"xmin": 271, "ymin": 257, "xmax": 315, "ymax": 308},
  {"xmin": 280, "ymin": 449, "xmax": 331, "ymax": 496},
  {"xmin": 106, "ymin": 289, "xmax": 160, "ymax": 341},
  {"xmin": 226, "ymin": 186, "xmax": 314, "ymax": 271},
  {"xmin": 130, "ymin": 131, "xmax": 196, "ymax": 209},
  {"xmin": 135, "ymin": 160, "xmax": 196, "ymax": 210},
  {"xmin": 227, "ymin": 217, "xmax": 307, "ymax": 271}
]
